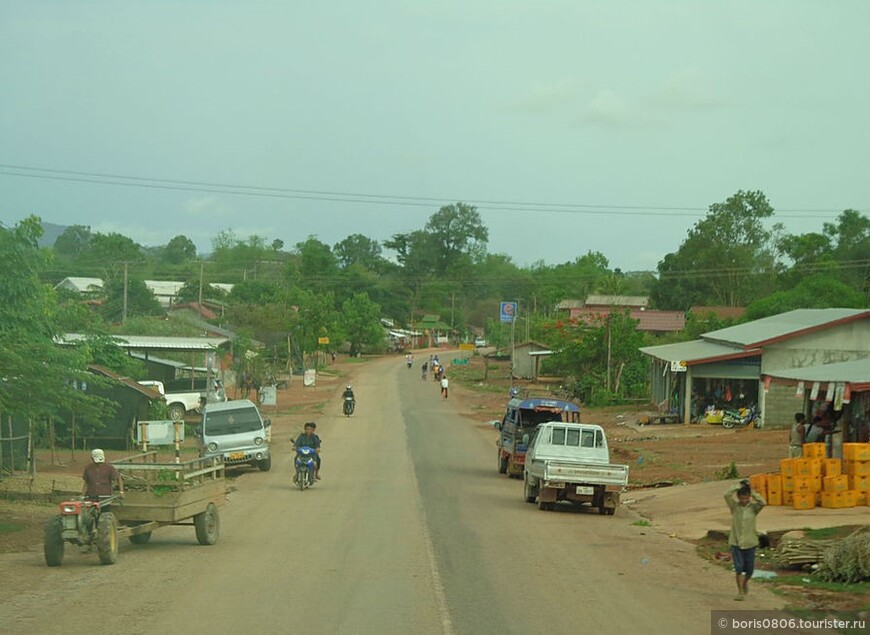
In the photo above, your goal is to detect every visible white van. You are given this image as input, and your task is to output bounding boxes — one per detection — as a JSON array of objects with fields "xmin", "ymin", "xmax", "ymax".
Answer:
[{"xmin": 200, "ymin": 399, "xmax": 271, "ymax": 471}]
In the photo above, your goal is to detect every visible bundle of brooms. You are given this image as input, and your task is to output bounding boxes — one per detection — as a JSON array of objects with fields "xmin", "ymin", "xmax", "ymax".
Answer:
[{"xmin": 816, "ymin": 527, "xmax": 870, "ymax": 583}]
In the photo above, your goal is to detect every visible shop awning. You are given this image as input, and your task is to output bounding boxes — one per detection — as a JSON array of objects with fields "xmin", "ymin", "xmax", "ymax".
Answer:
[{"xmin": 640, "ymin": 339, "xmax": 760, "ymax": 366}]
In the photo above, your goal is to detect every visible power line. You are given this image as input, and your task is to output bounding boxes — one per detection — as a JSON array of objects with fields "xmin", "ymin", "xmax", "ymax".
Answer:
[{"xmin": 0, "ymin": 163, "xmax": 860, "ymax": 218}]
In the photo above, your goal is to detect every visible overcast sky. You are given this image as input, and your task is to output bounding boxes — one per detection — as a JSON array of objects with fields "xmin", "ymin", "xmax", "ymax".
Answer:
[{"xmin": 1, "ymin": 1, "xmax": 868, "ymax": 272}]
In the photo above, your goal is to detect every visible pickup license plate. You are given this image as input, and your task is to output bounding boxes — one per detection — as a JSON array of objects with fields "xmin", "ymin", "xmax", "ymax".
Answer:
[
  {"xmin": 229, "ymin": 452, "xmax": 245, "ymax": 461},
  {"xmin": 576, "ymin": 486, "xmax": 594, "ymax": 495}
]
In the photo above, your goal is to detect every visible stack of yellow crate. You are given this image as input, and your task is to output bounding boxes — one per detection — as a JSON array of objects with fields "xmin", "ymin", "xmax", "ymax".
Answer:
[
  {"xmin": 755, "ymin": 442, "xmax": 870, "ymax": 510},
  {"xmin": 843, "ymin": 443, "xmax": 870, "ymax": 505}
]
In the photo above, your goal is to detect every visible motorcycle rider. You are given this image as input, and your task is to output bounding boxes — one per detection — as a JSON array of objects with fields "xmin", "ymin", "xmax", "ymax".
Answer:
[
  {"xmin": 342, "ymin": 384, "xmax": 356, "ymax": 413},
  {"xmin": 294, "ymin": 422, "xmax": 322, "ymax": 480}
]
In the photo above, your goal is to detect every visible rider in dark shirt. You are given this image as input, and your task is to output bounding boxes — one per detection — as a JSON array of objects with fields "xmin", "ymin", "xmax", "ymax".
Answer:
[{"xmin": 294, "ymin": 422, "xmax": 322, "ymax": 479}]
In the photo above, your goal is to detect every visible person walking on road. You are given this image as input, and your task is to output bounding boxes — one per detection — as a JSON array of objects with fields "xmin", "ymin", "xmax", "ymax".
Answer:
[
  {"xmin": 421, "ymin": 361, "xmax": 428, "ymax": 380},
  {"xmin": 789, "ymin": 412, "xmax": 806, "ymax": 457},
  {"xmin": 724, "ymin": 480, "xmax": 766, "ymax": 601},
  {"xmin": 440, "ymin": 375, "xmax": 449, "ymax": 399}
]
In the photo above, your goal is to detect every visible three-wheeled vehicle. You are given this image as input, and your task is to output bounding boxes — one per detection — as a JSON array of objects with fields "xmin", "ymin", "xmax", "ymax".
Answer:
[
  {"xmin": 44, "ymin": 452, "xmax": 226, "ymax": 566},
  {"xmin": 494, "ymin": 396, "xmax": 581, "ymax": 478}
]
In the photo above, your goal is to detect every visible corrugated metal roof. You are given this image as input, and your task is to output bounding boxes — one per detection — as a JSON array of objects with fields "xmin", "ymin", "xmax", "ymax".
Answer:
[
  {"xmin": 640, "ymin": 339, "xmax": 759, "ymax": 365},
  {"xmin": 763, "ymin": 358, "xmax": 870, "ymax": 384},
  {"xmin": 55, "ymin": 277, "xmax": 104, "ymax": 292},
  {"xmin": 585, "ymin": 295, "xmax": 649, "ymax": 307},
  {"xmin": 60, "ymin": 333, "xmax": 229, "ymax": 351},
  {"xmin": 703, "ymin": 308, "xmax": 869, "ymax": 348},
  {"xmin": 635, "ymin": 311, "xmax": 685, "ymax": 332},
  {"xmin": 556, "ymin": 299, "xmax": 585, "ymax": 310}
]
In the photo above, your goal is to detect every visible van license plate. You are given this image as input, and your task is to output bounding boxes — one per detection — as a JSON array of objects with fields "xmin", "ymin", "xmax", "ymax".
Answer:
[
  {"xmin": 576, "ymin": 486, "xmax": 593, "ymax": 495},
  {"xmin": 229, "ymin": 452, "xmax": 245, "ymax": 461}
]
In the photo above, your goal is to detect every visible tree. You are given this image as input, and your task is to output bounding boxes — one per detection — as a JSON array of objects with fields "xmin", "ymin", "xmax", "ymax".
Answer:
[
  {"xmin": 745, "ymin": 274, "xmax": 868, "ymax": 320},
  {"xmin": 339, "ymin": 292, "xmax": 385, "ymax": 355},
  {"xmin": 544, "ymin": 311, "xmax": 648, "ymax": 405},
  {"xmin": 652, "ymin": 190, "xmax": 779, "ymax": 309},
  {"xmin": 286, "ymin": 289, "xmax": 339, "ymax": 366},
  {"xmin": 424, "ymin": 202, "xmax": 489, "ymax": 275},
  {"xmin": 99, "ymin": 274, "xmax": 163, "ymax": 323},
  {"xmin": 334, "ymin": 234, "xmax": 386, "ymax": 271},
  {"xmin": 83, "ymin": 232, "xmax": 145, "ymax": 265},
  {"xmin": 0, "ymin": 216, "xmax": 115, "ymax": 424},
  {"xmin": 286, "ymin": 236, "xmax": 340, "ymax": 293},
  {"xmin": 175, "ymin": 280, "xmax": 228, "ymax": 304},
  {"xmin": 53, "ymin": 224, "xmax": 93, "ymax": 261},
  {"xmin": 163, "ymin": 235, "xmax": 197, "ymax": 264}
]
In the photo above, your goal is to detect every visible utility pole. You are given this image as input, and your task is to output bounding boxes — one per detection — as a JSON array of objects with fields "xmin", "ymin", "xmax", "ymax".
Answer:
[
  {"xmin": 450, "ymin": 292, "xmax": 455, "ymax": 340},
  {"xmin": 198, "ymin": 260, "xmax": 204, "ymax": 306},
  {"xmin": 122, "ymin": 262, "xmax": 128, "ymax": 324}
]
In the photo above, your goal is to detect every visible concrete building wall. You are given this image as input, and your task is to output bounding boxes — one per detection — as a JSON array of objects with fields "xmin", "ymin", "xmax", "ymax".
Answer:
[
  {"xmin": 761, "ymin": 382, "xmax": 805, "ymax": 429},
  {"xmin": 762, "ymin": 321, "xmax": 870, "ymax": 372}
]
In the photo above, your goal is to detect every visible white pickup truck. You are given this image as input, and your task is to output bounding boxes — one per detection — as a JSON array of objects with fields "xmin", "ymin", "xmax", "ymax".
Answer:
[
  {"xmin": 523, "ymin": 421, "xmax": 628, "ymax": 515},
  {"xmin": 139, "ymin": 379, "xmax": 226, "ymax": 421}
]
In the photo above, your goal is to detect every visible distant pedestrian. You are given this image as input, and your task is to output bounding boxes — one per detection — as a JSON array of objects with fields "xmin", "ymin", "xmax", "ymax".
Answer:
[
  {"xmin": 789, "ymin": 412, "xmax": 806, "ymax": 458},
  {"xmin": 725, "ymin": 480, "xmax": 766, "ymax": 601},
  {"xmin": 421, "ymin": 361, "xmax": 428, "ymax": 381},
  {"xmin": 440, "ymin": 376, "xmax": 449, "ymax": 399}
]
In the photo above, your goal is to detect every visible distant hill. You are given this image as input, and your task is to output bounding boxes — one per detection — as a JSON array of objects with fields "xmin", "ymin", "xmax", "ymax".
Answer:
[{"xmin": 39, "ymin": 222, "xmax": 67, "ymax": 248}]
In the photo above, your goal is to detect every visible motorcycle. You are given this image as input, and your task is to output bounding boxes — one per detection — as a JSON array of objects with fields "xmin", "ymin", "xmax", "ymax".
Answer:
[
  {"xmin": 721, "ymin": 405, "xmax": 760, "ymax": 429},
  {"xmin": 293, "ymin": 446, "xmax": 317, "ymax": 491},
  {"xmin": 44, "ymin": 495, "xmax": 121, "ymax": 566},
  {"xmin": 343, "ymin": 396, "xmax": 355, "ymax": 416}
]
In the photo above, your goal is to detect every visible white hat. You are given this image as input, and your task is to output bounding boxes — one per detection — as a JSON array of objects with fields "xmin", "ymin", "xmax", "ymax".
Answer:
[{"xmin": 91, "ymin": 449, "xmax": 105, "ymax": 463}]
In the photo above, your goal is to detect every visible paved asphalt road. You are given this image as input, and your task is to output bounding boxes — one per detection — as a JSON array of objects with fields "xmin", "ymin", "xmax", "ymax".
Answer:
[{"xmin": 0, "ymin": 356, "xmax": 784, "ymax": 635}]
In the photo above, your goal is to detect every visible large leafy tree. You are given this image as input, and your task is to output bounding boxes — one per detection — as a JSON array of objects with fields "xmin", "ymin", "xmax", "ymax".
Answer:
[
  {"xmin": 745, "ymin": 274, "xmax": 867, "ymax": 319},
  {"xmin": 334, "ymin": 234, "xmax": 387, "ymax": 272},
  {"xmin": 652, "ymin": 190, "xmax": 778, "ymax": 309},
  {"xmin": 82, "ymin": 232, "xmax": 145, "ymax": 265},
  {"xmin": 0, "ymin": 216, "xmax": 115, "ymax": 423},
  {"xmin": 424, "ymin": 202, "xmax": 489, "ymax": 276},
  {"xmin": 287, "ymin": 236, "xmax": 340, "ymax": 293},
  {"xmin": 163, "ymin": 235, "xmax": 197, "ymax": 264},
  {"xmin": 53, "ymin": 224, "xmax": 93, "ymax": 261},
  {"xmin": 339, "ymin": 292, "xmax": 385, "ymax": 355}
]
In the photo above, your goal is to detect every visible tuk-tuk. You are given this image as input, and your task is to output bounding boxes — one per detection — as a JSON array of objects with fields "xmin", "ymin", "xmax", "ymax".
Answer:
[{"xmin": 494, "ymin": 397, "xmax": 581, "ymax": 477}]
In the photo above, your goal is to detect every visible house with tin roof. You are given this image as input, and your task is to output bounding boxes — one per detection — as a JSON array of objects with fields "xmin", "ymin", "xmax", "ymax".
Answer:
[
  {"xmin": 640, "ymin": 309, "xmax": 870, "ymax": 450},
  {"xmin": 556, "ymin": 295, "xmax": 685, "ymax": 333}
]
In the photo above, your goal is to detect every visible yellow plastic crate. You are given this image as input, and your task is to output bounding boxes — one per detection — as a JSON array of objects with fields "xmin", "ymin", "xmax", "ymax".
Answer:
[
  {"xmin": 766, "ymin": 474, "xmax": 782, "ymax": 495},
  {"xmin": 849, "ymin": 475, "xmax": 870, "ymax": 491},
  {"xmin": 782, "ymin": 475, "xmax": 795, "ymax": 492},
  {"xmin": 843, "ymin": 443, "xmax": 870, "ymax": 461},
  {"xmin": 792, "ymin": 491, "xmax": 815, "ymax": 510},
  {"xmin": 793, "ymin": 476, "xmax": 814, "ymax": 492},
  {"xmin": 822, "ymin": 458, "xmax": 842, "ymax": 477},
  {"xmin": 821, "ymin": 491, "xmax": 846, "ymax": 509},
  {"xmin": 845, "ymin": 460, "xmax": 870, "ymax": 476},
  {"xmin": 794, "ymin": 458, "xmax": 821, "ymax": 477},
  {"xmin": 780, "ymin": 458, "xmax": 795, "ymax": 476},
  {"xmin": 802, "ymin": 443, "xmax": 826, "ymax": 459},
  {"xmin": 824, "ymin": 475, "xmax": 849, "ymax": 492},
  {"xmin": 766, "ymin": 489, "xmax": 782, "ymax": 506},
  {"xmin": 749, "ymin": 474, "xmax": 767, "ymax": 498},
  {"xmin": 783, "ymin": 491, "xmax": 794, "ymax": 506},
  {"xmin": 842, "ymin": 490, "xmax": 860, "ymax": 508}
]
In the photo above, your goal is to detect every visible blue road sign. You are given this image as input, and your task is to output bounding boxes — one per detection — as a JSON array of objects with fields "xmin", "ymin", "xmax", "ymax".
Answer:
[{"xmin": 500, "ymin": 302, "xmax": 517, "ymax": 323}]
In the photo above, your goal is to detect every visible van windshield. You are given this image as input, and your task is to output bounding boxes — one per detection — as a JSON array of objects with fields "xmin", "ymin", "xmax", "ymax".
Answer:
[{"xmin": 204, "ymin": 409, "xmax": 262, "ymax": 435}]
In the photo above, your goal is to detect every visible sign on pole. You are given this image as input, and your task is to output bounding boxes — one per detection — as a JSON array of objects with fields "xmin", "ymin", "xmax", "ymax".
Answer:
[{"xmin": 500, "ymin": 302, "xmax": 517, "ymax": 323}]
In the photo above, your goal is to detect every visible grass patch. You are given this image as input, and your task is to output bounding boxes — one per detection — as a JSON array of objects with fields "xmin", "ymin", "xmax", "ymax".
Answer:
[
  {"xmin": 632, "ymin": 519, "xmax": 651, "ymax": 527},
  {"xmin": 760, "ymin": 574, "xmax": 870, "ymax": 595},
  {"xmin": 0, "ymin": 522, "xmax": 24, "ymax": 533}
]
